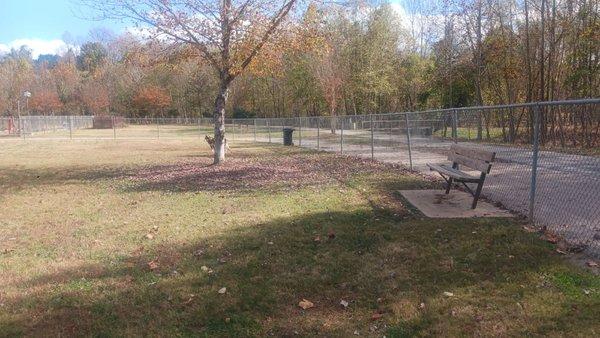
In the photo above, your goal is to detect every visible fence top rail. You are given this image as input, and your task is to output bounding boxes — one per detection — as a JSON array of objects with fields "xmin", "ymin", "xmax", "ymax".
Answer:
[
  {"xmin": 2, "ymin": 115, "xmax": 94, "ymax": 119},
  {"xmin": 229, "ymin": 98, "xmax": 600, "ymax": 123},
  {"xmin": 5, "ymin": 99, "xmax": 597, "ymax": 123}
]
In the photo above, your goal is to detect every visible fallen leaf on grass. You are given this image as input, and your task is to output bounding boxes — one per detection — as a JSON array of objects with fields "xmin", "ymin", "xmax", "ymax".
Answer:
[
  {"xmin": 146, "ymin": 233, "xmax": 154, "ymax": 240},
  {"xmin": 586, "ymin": 261, "xmax": 598, "ymax": 267},
  {"xmin": 327, "ymin": 229, "xmax": 336, "ymax": 240},
  {"xmin": 556, "ymin": 249, "xmax": 568, "ymax": 255},
  {"xmin": 340, "ymin": 300, "xmax": 349, "ymax": 308},
  {"xmin": 148, "ymin": 260, "xmax": 159, "ymax": 270},
  {"xmin": 314, "ymin": 236, "xmax": 321, "ymax": 243},
  {"xmin": 543, "ymin": 233, "xmax": 560, "ymax": 244},
  {"xmin": 371, "ymin": 312, "xmax": 383, "ymax": 320},
  {"xmin": 218, "ymin": 287, "xmax": 227, "ymax": 294},
  {"xmin": 183, "ymin": 295, "xmax": 195, "ymax": 305},
  {"xmin": 443, "ymin": 292, "xmax": 454, "ymax": 297},
  {"xmin": 298, "ymin": 299, "xmax": 314, "ymax": 310}
]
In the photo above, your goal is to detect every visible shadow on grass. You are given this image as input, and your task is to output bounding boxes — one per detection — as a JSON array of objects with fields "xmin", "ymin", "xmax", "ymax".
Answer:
[{"xmin": 3, "ymin": 206, "xmax": 597, "ymax": 337}]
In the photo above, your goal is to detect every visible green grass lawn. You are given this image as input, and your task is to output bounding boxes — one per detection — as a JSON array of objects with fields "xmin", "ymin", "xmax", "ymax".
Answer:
[{"xmin": 0, "ymin": 139, "xmax": 598, "ymax": 337}]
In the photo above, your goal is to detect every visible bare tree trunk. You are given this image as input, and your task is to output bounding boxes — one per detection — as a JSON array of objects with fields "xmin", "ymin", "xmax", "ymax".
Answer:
[
  {"xmin": 213, "ymin": 81, "xmax": 228, "ymax": 164},
  {"xmin": 330, "ymin": 106, "xmax": 337, "ymax": 134},
  {"xmin": 524, "ymin": 0, "xmax": 534, "ymax": 142},
  {"xmin": 474, "ymin": 0, "xmax": 484, "ymax": 140},
  {"xmin": 539, "ymin": 0, "xmax": 547, "ymax": 144}
]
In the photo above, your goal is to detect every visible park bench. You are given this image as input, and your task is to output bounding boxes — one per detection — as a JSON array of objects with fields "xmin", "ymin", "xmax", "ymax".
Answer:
[{"xmin": 427, "ymin": 144, "xmax": 496, "ymax": 209}]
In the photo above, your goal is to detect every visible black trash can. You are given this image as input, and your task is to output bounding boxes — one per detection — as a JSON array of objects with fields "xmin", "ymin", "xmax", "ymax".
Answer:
[{"xmin": 283, "ymin": 128, "xmax": 295, "ymax": 146}]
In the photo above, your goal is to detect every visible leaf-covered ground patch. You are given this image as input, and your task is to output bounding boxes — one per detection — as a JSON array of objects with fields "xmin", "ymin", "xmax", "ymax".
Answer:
[{"xmin": 127, "ymin": 148, "xmax": 403, "ymax": 192}]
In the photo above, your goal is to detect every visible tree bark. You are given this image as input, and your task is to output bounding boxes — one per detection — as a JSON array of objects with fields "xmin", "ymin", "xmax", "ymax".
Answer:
[{"xmin": 213, "ymin": 80, "xmax": 229, "ymax": 164}]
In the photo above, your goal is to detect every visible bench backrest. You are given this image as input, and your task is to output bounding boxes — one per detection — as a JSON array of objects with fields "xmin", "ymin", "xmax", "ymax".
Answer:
[{"xmin": 447, "ymin": 144, "xmax": 496, "ymax": 173}]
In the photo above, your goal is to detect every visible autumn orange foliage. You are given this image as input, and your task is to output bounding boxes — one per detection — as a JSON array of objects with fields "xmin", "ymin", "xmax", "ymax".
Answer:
[
  {"xmin": 80, "ymin": 84, "xmax": 110, "ymax": 115},
  {"xmin": 29, "ymin": 90, "xmax": 63, "ymax": 115},
  {"xmin": 133, "ymin": 86, "xmax": 172, "ymax": 116}
]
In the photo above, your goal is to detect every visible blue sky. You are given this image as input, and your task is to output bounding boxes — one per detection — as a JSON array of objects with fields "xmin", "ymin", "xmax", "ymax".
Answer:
[
  {"xmin": 0, "ymin": 0, "xmax": 125, "ymax": 57},
  {"xmin": 0, "ymin": 0, "xmax": 410, "ymax": 58}
]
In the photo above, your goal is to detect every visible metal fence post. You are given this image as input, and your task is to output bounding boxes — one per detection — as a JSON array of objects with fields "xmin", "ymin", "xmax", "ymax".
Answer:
[
  {"xmin": 317, "ymin": 117, "xmax": 320, "ymax": 150},
  {"xmin": 389, "ymin": 120, "xmax": 393, "ymax": 146},
  {"xmin": 370, "ymin": 114, "xmax": 374, "ymax": 160},
  {"xmin": 298, "ymin": 117, "xmax": 302, "ymax": 147},
  {"xmin": 452, "ymin": 109, "xmax": 458, "ymax": 142},
  {"xmin": 69, "ymin": 115, "xmax": 73, "ymax": 139},
  {"xmin": 112, "ymin": 116, "xmax": 116, "ymax": 140},
  {"xmin": 405, "ymin": 113, "xmax": 413, "ymax": 170},
  {"xmin": 20, "ymin": 117, "xmax": 25, "ymax": 140},
  {"xmin": 529, "ymin": 104, "xmax": 541, "ymax": 222},
  {"xmin": 253, "ymin": 119, "xmax": 257, "ymax": 142},
  {"xmin": 340, "ymin": 117, "xmax": 344, "ymax": 154},
  {"xmin": 267, "ymin": 120, "xmax": 271, "ymax": 143}
]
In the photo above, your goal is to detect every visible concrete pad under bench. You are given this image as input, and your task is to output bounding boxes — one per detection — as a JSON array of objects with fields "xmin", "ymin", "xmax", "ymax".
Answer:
[{"xmin": 399, "ymin": 190, "xmax": 513, "ymax": 218}]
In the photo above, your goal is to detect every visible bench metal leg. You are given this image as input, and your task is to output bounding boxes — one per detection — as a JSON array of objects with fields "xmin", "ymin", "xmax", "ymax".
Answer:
[
  {"xmin": 471, "ymin": 173, "xmax": 486, "ymax": 209},
  {"xmin": 445, "ymin": 162, "xmax": 460, "ymax": 194},
  {"xmin": 445, "ymin": 178, "xmax": 453, "ymax": 194}
]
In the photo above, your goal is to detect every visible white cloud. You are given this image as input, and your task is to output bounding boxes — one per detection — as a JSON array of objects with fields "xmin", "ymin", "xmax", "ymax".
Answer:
[
  {"xmin": 390, "ymin": 2, "xmax": 411, "ymax": 30},
  {"xmin": 0, "ymin": 38, "xmax": 75, "ymax": 59}
]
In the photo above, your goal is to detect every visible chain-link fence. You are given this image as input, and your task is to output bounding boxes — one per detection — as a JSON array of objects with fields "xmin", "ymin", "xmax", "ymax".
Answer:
[
  {"xmin": 1, "ymin": 100, "xmax": 598, "ymax": 256},
  {"xmin": 237, "ymin": 99, "xmax": 600, "ymax": 257},
  {"xmin": 0, "ymin": 116, "xmax": 93, "ymax": 137},
  {"xmin": 0, "ymin": 116, "xmax": 215, "ymax": 139}
]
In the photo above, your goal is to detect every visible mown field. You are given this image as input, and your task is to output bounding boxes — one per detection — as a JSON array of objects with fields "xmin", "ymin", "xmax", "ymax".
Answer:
[{"xmin": 0, "ymin": 139, "xmax": 598, "ymax": 337}]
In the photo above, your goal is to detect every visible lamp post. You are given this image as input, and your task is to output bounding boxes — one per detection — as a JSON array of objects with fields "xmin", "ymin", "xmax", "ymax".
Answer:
[{"xmin": 24, "ymin": 91, "xmax": 31, "ymax": 113}]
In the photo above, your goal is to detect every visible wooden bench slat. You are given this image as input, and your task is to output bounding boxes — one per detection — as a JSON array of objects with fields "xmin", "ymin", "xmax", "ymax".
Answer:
[
  {"xmin": 450, "ymin": 144, "xmax": 496, "ymax": 162},
  {"xmin": 448, "ymin": 153, "xmax": 492, "ymax": 173},
  {"xmin": 426, "ymin": 164, "xmax": 480, "ymax": 182}
]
